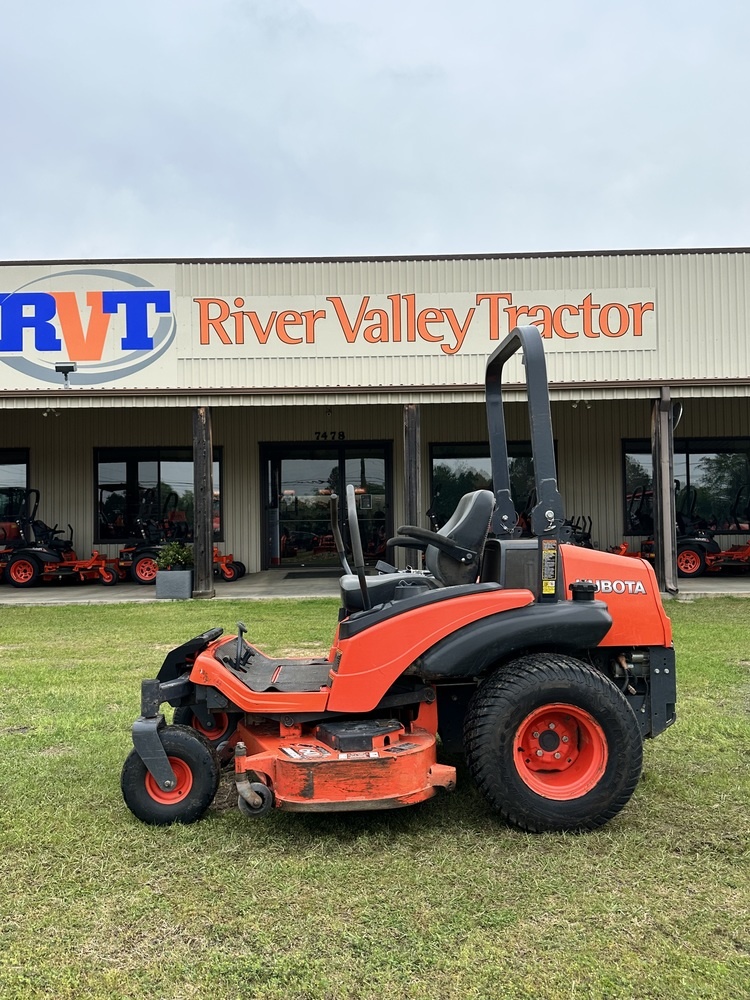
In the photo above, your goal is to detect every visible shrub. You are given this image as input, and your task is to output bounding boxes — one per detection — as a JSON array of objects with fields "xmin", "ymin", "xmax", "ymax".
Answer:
[{"xmin": 155, "ymin": 541, "xmax": 194, "ymax": 570}]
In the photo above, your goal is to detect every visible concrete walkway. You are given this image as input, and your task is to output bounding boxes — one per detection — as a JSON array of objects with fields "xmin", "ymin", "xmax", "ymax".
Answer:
[
  {"xmin": 0, "ymin": 566, "xmax": 748, "ymax": 606},
  {"xmin": 0, "ymin": 568, "xmax": 343, "ymax": 605}
]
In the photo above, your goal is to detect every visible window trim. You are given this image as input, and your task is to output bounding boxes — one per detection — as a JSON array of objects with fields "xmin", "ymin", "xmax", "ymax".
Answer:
[{"xmin": 93, "ymin": 446, "xmax": 224, "ymax": 544}]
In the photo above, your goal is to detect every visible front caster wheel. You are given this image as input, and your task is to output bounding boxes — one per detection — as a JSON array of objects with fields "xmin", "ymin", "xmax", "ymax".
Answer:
[
  {"xmin": 464, "ymin": 653, "xmax": 643, "ymax": 833},
  {"xmin": 237, "ymin": 782, "xmax": 274, "ymax": 818},
  {"xmin": 121, "ymin": 725, "xmax": 220, "ymax": 825}
]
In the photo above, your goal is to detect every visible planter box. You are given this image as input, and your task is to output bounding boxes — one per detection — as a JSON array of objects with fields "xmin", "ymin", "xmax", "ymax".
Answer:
[{"xmin": 155, "ymin": 569, "xmax": 193, "ymax": 600}]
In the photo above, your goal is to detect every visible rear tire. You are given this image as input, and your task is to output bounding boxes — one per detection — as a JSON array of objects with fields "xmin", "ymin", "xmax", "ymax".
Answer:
[
  {"xmin": 132, "ymin": 553, "xmax": 158, "ymax": 585},
  {"xmin": 121, "ymin": 725, "xmax": 220, "ymax": 825},
  {"xmin": 7, "ymin": 555, "xmax": 41, "ymax": 588},
  {"xmin": 464, "ymin": 653, "xmax": 642, "ymax": 833},
  {"xmin": 676, "ymin": 545, "xmax": 706, "ymax": 578}
]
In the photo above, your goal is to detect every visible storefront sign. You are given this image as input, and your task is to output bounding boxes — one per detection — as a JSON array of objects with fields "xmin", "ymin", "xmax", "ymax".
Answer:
[
  {"xmin": 0, "ymin": 266, "xmax": 176, "ymax": 386},
  {"xmin": 0, "ymin": 262, "xmax": 657, "ymax": 389},
  {"xmin": 191, "ymin": 290, "xmax": 655, "ymax": 357}
]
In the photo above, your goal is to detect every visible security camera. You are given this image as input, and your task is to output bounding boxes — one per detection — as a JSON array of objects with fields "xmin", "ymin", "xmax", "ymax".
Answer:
[{"xmin": 54, "ymin": 362, "xmax": 77, "ymax": 388}]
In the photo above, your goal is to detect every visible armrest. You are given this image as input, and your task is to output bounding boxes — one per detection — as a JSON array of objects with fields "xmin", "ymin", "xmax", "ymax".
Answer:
[{"xmin": 392, "ymin": 527, "xmax": 477, "ymax": 563}]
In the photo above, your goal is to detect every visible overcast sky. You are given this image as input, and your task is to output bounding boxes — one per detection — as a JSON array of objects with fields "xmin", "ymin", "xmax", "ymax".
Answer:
[{"xmin": 3, "ymin": 0, "xmax": 749, "ymax": 261}]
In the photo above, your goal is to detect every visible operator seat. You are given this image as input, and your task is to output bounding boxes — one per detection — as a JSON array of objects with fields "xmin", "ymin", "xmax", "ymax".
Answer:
[{"xmin": 340, "ymin": 489, "xmax": 495, "ymax": 612}]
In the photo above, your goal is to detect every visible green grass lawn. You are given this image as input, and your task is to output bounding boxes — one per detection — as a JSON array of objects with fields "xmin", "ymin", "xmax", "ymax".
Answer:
[{"xmin": 0, "ymin": 597, "xmax": 748, "ymax": 1000}]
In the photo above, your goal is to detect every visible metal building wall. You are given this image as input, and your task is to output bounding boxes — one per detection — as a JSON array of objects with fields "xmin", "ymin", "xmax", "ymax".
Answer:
[
  {"xmin": 168, "ymin": 250, "xmax": 750, "ymax": 396},
  {"xmin": 5, "ymin": 391, "xmax": 745, "ymax": 574}
]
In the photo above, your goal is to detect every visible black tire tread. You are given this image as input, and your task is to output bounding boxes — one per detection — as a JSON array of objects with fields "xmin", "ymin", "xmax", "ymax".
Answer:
[
  {"xmin": 464, "ymin": 653, "xmax": 642, "ymax": 833},
  {"xmin": 121, "ymin": 724, "xmax": 220, "ymax": 825}
]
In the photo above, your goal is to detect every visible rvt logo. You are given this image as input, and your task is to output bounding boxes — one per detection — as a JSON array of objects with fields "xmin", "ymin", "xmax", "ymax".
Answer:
[
  {"xmin": 0, "ymin": 268, "xmax": 176, "ymax": 385},
  {"xmin": 0, "ymin": 290, "xmax": 168, "ymax": 355}
]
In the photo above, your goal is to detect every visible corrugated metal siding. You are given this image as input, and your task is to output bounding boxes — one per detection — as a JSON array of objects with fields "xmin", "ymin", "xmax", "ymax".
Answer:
[
  {"xmin": 170, "ymin": 251, "xmax": 750, "ymax": 390},
  {"xmin": 2, "ymin": 382, "xmax": 748, "ymax": 411},
  {"xmin": 2, "ymin": 251, "xmax": 749, "ymax": 402},
  {"xmin": 3, "ymin": 394, "xmax": 747, "ymax": 574}
]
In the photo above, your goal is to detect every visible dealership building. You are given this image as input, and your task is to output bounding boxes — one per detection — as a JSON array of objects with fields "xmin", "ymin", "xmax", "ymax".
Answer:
[{"xmin": 1, "ymin": 249, "xmax": 748, "ymax": 590}]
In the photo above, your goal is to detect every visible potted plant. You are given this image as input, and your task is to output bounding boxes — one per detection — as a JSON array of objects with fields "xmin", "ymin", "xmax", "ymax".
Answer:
[{"xmin": 155, "ymin": 541, "xmax": 194, "ymax": 599}]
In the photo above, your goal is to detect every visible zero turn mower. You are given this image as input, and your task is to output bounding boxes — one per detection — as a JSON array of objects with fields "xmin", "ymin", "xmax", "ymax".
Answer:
[
  {"xmin": 1, "ymin": 489, "xmax": 119, "ymax": 588},
  {"xmin": 121, "ymin": 327, "xmax": 676, "ymax": 833}
]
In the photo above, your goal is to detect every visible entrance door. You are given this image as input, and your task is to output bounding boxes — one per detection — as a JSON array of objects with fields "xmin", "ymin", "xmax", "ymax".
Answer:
[{"xmin": 261, "ymin": 442, "xmax": 391, "ymax": 569}]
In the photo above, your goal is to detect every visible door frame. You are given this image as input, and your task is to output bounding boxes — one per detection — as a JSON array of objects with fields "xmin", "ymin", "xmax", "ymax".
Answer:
[{"xmin": 259, "ymin": 440, "xmax": 393, "ymax": 570}]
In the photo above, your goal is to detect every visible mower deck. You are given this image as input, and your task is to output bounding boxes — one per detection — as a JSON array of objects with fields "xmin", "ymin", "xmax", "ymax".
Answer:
[{"xmin": 234, "ymin": 717, "xmax": 455, "ymax": 812}]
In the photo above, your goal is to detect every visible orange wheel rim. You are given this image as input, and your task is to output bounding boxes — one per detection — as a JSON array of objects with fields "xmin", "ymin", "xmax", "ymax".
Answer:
[
  {"xmin": 192, "ymin": 712, "xmax": 230, "ymax": 740},
  {"xmin": 514, "ymin": 703, "xmax": 608, "ymax": 800},
  {"xmin": 136, "ymin": 558, "xmax": 158, "ymax": 581},
  {"xmin": 10, "ymin": 560, "xmax": 34, "ymax": 583},
  {"xmin": 144, "ymin": 756, "xmax": 193, "ymax": 804},
  {"xmin": 677, "ymin": 550, "xmax": 700, "ymax": 573}
]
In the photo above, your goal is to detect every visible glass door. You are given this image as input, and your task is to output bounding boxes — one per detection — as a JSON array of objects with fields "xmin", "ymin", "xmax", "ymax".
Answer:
[
  {"xmin": 344, "ymin": 450, "xmax": 388, "ymax": 563},
  {"xmin": 262, "ymin": 442, "xmax": 392, "ymax": 569}
]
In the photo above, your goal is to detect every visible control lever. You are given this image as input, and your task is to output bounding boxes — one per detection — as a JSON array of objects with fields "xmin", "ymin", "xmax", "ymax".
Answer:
[{"xmin": 236, "ymin": 621, "xmax": 249, "ymax": 668}]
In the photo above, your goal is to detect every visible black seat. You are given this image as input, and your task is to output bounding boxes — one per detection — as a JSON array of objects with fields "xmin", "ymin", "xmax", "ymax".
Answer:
[{"xmin": 340, "ymin": 490, "xmax": 495, "ymax": 612}]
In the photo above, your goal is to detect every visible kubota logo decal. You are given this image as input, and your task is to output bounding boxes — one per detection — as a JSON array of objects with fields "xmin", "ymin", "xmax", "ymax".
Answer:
[
  {"xmin": 593, "ymin": 579, "xmax": 647, "ymax": 595},
  {"xmin": 0, "ymin": 268, "xmax": 176, "ymax": 384}
]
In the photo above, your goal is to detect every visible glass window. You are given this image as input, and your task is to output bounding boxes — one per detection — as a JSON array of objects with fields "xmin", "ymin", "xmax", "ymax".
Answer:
[
  {"xmin": 430, "ymin": 442, "xmax": 535, "ymax": 529},
  {"xmin": 622, "ymin": 439, "xmax": 750, "ymax": 534},
  {"xmin": 0, "ymin": 450, "xmax": 29, "ymax": 545},
  {"xmin": 0, "ymin": 449, "xmax": 29, "ymax": 491},
  {"xmin": 94, "ymin": 448, "xmax": 222, "ymax": 543}
]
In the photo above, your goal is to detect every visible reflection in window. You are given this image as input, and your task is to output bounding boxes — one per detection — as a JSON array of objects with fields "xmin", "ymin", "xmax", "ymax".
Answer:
[
  {"xmin": 430, "ymin": 443, "xmax": 534, "ymax": 529},
  {"xmin": 0, "ymin": 450, "xmax": 29, "ymax": 542},
  {"xmin": 622, "ymin": 439, "xmax": 750, "ymax": 534},
  {"xmin": 95, "ymin": 448, "xmax": 222, "ymax": 542}
]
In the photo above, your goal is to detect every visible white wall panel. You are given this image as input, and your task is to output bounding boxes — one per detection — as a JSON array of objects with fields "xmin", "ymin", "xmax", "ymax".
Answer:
[{"xmin": 2, "ymin": 250, "xmax": 749, "ymax": 401}]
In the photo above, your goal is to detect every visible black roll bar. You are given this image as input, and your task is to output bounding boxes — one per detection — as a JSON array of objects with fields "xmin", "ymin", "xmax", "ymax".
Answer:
[{"xmin": 485, "ymin": 326, "xmax": 565, "ymax": 601}]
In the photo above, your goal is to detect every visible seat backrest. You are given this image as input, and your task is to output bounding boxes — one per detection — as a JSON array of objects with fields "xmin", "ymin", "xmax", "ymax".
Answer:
[{"xmin": 425, "ymin": 490, "xmax": 494, "ymax": 586}]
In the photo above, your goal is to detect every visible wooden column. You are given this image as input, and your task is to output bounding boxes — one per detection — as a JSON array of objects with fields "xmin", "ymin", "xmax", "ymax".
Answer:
[
  {"xmin": 402, "ymin": 403, "xmax": 421, "ymax": 569},
  {"xmin": 651, "ymin": 387, "xmax": 678, "ymax": 595},
  {"xmin": 192, "ymin": 406, "xmax": 215, "ymax": 599}
]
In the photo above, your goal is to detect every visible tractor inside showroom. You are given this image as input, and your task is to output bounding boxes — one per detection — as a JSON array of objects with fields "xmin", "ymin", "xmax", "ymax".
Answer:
[
  {"xmin": 1, "ymin": 489, "xmax": 119, "ymax": 588},
  {"xmin": 116, "ymin": 489, "xmax": 245, "ymax": 584},
  {"xmin": 121, "ymin": 326, "xmax": 676, "ymax": 834}
]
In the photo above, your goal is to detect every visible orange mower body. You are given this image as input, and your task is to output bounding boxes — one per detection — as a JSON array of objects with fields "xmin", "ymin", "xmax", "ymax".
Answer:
[{"xmin": 122, "ymin": 328, "xmax": 677, "ymax": 834}]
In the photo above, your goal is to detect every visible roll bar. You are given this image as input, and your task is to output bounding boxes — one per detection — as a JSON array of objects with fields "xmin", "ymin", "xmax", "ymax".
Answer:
[
  {"xmin": 486, "ymin": 326, "xmax": 565, "ymax": 601},
  {"xmin": 486, "ymin": 325, "xmax": 564, "ymax": 538}
]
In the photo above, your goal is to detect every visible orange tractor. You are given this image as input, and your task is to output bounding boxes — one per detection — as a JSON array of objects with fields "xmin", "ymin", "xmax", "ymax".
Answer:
[
  {"xmin": 121, "ymin": 327, "xmax": 676, "ymax": 833},
  {"xmin": 1, "ymin": 489, "xmax": 119, "ymax": 588}
]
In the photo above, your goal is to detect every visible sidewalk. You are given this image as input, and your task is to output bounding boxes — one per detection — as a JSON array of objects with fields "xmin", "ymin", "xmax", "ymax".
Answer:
[
  {"xmin": 0, "ymin": 566, "xmax": 749, "ymax": 606},
  {"xmin": 0, "ymin": 568, "xmax": 343, "ymax": 606}
]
